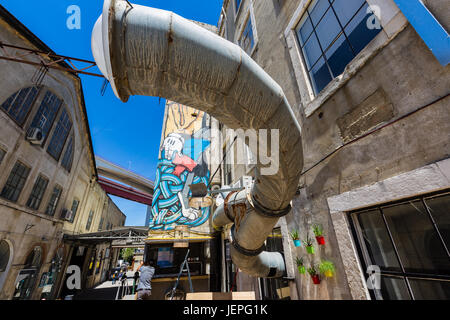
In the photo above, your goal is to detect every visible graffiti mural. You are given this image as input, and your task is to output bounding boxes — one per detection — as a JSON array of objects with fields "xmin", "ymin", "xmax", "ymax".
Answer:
[{"xmin": 149, "ymin": 101, "xmax": 211, "ymax": 230}]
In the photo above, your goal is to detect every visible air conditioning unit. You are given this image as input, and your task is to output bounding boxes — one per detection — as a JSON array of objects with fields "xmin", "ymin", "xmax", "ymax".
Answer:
[
  {"xmin": 26, "ymin": 127, "xmax": 44, "ymax": 145},
  {"xmin": 61, "ymin": 209, "xmax": 73, "ymax": 221}
]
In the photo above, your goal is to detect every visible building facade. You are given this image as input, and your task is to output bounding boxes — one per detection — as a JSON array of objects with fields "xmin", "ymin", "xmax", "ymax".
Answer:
[
  {"xmin": 216, "ymin": 0, "xmax": 449, "ymax": 300},
  {"xmin": 0, "ymin": 6, "xmax": 126, "ymax": 300}
]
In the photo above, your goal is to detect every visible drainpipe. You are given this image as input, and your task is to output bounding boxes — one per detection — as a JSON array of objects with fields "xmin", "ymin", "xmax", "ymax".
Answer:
[{"xmin": 91, "ymin": 0, "xmax": 303, "ymax": 278}]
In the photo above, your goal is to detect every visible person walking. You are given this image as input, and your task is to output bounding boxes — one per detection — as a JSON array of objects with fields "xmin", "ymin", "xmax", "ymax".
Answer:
[
  {"xmin": 112, "ymin": 271, "xmax": 118, "ymax": 285},
  {"xmin": 135, "ymin": 260, "xmax": 155, "ymax": 300}
]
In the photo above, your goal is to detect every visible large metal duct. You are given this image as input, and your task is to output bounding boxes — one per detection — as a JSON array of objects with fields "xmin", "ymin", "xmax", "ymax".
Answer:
[{"xmin": 92, "ymin": 0, "xmax": 303, "ymax": 278}]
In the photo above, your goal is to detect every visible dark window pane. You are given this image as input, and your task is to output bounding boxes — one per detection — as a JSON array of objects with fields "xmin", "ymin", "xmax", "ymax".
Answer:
[
  {"xmin": 332, "ymin": 0, "xmax": 366, "ymax": 27},
  {"xmin": 1, "ymin": 87, "xmax": 39, "ymax": 126},
  {"xmin": 61, "ymin": 136, "xmax": 74, "ymax": 172},
  {"xmin": 47, "ymin": 109, "xmax": 72, "ymax": 160},
  {"xmin": 235, "ymin": 0, "xmax": 241, "ymax": 12},
  {"xmin": 309, "ymin": 57, "xmax": 333, "ymax": 95},
  {"xmin": 358, "ymin": 209, "xmax": 401, "ymax": 271},
  {"xmin": 46, "ymin": 186, "xmax": 62, "ymax": 216},
  {"xmin": 0, "ymin": 240, "xmax": 10, "ymax": 272},
  {"xmin": 409, "ymin": 278, "xmax": 450, "ymax": 300},
  {"xmin": 70, "ymin": 199, "xmax": 80, "ymax": 223},
  {"xmin": 86, "ymin": 210, "xmax": 94, "ymax": 230},
  {"xmin": 239, "ymin": 18, "xmax": 255, "ymax": 55},
  {"xmin": 383, "ymin": 201, "xmax": 450, "ymax": 275},
  {"xmin": 424, "ymin": 194, "xmax": 450, "ymax": 248},
  {"xmin": 315, "ymin": 7, "xmax": 341, "ymax": 51},
  {"xmin": 1, "ymin": 162, "xmax": 30, "ymax": 202},
  {"xmin": 302, "ymin": 34, "xmax": 322, "ymax": 70},
  {"xmin": 379, "ymin": 276, "xmax": 411, "ymax": 300},
  {"xmin": 344, "ymin": 3, "xmax": 381, "ymax": 54},
  {"xmin": 296, "ymin": 15, "xmax": 314, "ymax": 47},
  {"xmin": 325, "ymin": 34, "xmax": 355, "ymax": 77},
  {"xmin": 0, "ymin": 149, "xmax": 6, "ymax": 165},
  {"xmin": 309, "ymin": 0, "xmax": 330, "ymax": 26},
  {"xmin": 28, "ymin": 91, "xmax": 62, "ymax": 143},
  {"xmin": 26, "ymin": 175, "xmax": 49, "ymax": 210}
]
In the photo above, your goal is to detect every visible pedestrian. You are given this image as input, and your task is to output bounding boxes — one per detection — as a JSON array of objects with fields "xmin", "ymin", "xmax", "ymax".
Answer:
[
  {"xmin": 135, "ymin": 260, "xmax": 155, "ymax": 300},
  {"xmin": 133, "ymin": 270, "xmax": 140, "ymax": 293},
  {"xmin": 112, "ymin": 271, "xmax": 118, "ymax": 285}
]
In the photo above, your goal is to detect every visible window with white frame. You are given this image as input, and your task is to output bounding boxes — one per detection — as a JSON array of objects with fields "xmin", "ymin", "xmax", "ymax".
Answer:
[
  {"xmin": 296, "ymin": 0, "xmax": 382, "ymax": 95},
  {"xmin": 350, "ymin": 191, "xmax": 450, "ymax": 300},
  {"xmin": 239, "ymin": 14, "xmax": 255, "ymax": 55}
]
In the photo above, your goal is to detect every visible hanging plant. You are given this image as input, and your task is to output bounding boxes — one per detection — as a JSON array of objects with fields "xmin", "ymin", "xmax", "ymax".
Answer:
[
  {"xmin": 295, "ymin": 257, "xmax": 306, "ymax": 274},
  {"xmin": 307, "ymin": 265, "xmax": 320, "ymax": 284},
  {"xmin": 304, "ymin": 233, "xmax": 315, "ymax": 254},
  {"xmin": 290, "ymin": 229, "xmax": 301, "ymax": 247},
  {"xmin": 313, "ymin": 224, "xmax": 325, "ymax": 245},
  {"xmin": 319, "ymin": 260, "xmax": 335, "ymax": 278}
]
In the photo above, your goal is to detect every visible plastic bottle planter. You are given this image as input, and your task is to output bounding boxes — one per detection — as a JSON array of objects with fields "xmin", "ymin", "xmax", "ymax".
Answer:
[
  {"xmin": 295, "ymin": 257, "xmax": 305, "ymax": 274},
  {"xmin": 311, "ymin": 274, "xmax": 321, "ymax": 285},
  {"xmin": 290, "ymin": 230, "xmax": 301, "ymax": 247},
  {"xmin": 313, "ymin": 224, "xmax": 325, "ymax": 246},
  {"xmin": 319, "ymin": 261, "xmax": 335, "ymax": 278},
  {"xmin": 298, "ymin": 265, "xmax": 306, "ymax": 274},
  {"xmin": 316, "ymin": 236, "xmax": 325, "ymax": 245},
  {"xmin": 304, "ymin": 234, "xmax": 314, "ymax": 254},
  {"xmin": 307, "ymin": 266, "xmax": 320, "ymax": 285}
]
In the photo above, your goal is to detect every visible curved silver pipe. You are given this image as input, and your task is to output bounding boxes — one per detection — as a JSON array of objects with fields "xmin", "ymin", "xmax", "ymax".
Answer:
[{"xmin": 92, "ymin": 0, "xmax": 303, "ymax": 278}]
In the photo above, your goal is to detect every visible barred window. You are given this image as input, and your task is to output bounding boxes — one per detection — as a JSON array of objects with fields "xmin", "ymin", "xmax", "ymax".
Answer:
[
  {"xmin": 1, "ymin": 87, "xmax": 39, "ymax": 126},
  {"xmin": 235, "ymin": 0, "xmax": 242, "ymax": 13},
  {"xmin": 28, "ymin": 90, "xmax": 62, "ymax": 144},
  {"xmin": 0, "ymin": 149, "xmax": 6, "ymax": 165},
  {"xmin": 98, "ymin": 217, "xmax": 104, "ymax": 231},
  {"xmin": 239, "ymin": 16, "xmax": 255, "ymax": 55},
  {"xmin": 0, "ymin": 161, "xmax": 30, "ymax": 202},
  {"xmin": 26, "ymin": 175, "xmax": 49, "ymax": 210},
  {"xmin": 350, "ymin": 191, "xmax": 450, "ymax": 300},
  {"xmin": 47, "ymin": 109, "xmax": 72, "ymax": 160},
  {"xmin": 295, "ymin": 0, "xmax": 382, "ymax": 95},
  {"xmin": 45, "ymin": 185, "xmax": 62, "ymax": 216},
  {"xmin": 61, "ymin": 135, "xmax": 74, "ymax": 172},
  {"xmin": 86, "ymin": 210, "xmax": 94, "ymax": 230},
  {"xmin": 69, "ymin": 199, "xmax": 80, "ymax": 223}
]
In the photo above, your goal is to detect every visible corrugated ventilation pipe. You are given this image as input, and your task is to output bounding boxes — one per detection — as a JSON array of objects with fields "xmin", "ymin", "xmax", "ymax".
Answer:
[{"xmin": 91, "ymin": 0, "xmax": 303, "ymax": 278}]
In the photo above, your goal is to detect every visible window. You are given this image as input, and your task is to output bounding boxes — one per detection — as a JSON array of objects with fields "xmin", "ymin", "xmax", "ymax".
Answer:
[
  {"xmin": 1, "ymin": 87, "xmax": 39, "ymax": 126},
  {"xmin": 61, "ymin": 135, "xmax": 74, "ymax": 172},
  {"xmin": 0, "ymin": 240, "xmax": 10, "ymax": 272},
  {"xmin": 86, "ymin": 210, "xmax": 94, "ymax": 230},
  {"xmin": 350, "ymin": 191, "xmax": 450, "ymax": 300},
  {"xmin": 98, "ymin": 217, "xmax": 104, "ymax": 231},
  {"xmin": 28, "ymin": 90, "xmax": 62, "ymax": 143},
  {"xmin": 223, "ymin": 145, "xmax": 233, "ymax": 186},
  {"xmin": 0, "ymin": 149, "xmax": 6, "ymax": 165},
  {"xmin": 45, "ymin": 185, "xmax": 62, "ymax": 216},
  {"xmin": 47, "ymin": 108, "xmax": 72, "ymax": 160},
  {"xmin": 239, "ymin": 15, "xmax": 255, "ymax": 55},
  {"xmin": 295, "ymin": 0, "xmax": 381, "ymax": 95},
  {"xmin": 235, "ymin": 0, "xmax": 242, "ymax": 13},
  {"xmin": 0, "ymin": 161, "xmax": 30, "ymax": 202},
  {"xmin": 69, "ymin": 199, "xmax": 80, "ymax": 223},
  {"xmin": 26, "ymin": 175, "xmax": 49, "ymax": 210}
]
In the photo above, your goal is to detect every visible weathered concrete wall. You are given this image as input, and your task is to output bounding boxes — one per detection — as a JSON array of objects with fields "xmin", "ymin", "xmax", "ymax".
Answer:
[{"xmin": 220, "ymin": 0, "xmax": 450, "ymax": 300}]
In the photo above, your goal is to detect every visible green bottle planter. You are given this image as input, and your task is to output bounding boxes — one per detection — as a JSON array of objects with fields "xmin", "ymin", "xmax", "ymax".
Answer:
[
  {"xmin": 298, "ymin": 265, "xmax": 306, "ymax": 274},
  {"xmin": 306, "ymin": 245, "xmax": 315, "ymax": 254}
]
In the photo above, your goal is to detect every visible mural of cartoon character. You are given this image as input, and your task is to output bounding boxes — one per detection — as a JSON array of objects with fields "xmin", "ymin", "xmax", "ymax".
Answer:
[{"xmin": 149, "ymin": 102, "xmax": 211, "ymax": 230}]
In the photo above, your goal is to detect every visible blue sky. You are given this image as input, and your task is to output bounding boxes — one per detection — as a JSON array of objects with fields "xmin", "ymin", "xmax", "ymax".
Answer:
[{"xmin": 0, "ymin": 0, "xmax": 223, "ymax": 226}]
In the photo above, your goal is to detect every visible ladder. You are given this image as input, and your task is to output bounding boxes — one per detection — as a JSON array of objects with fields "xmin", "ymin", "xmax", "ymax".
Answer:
[{"xmin": 169, "ymin": 249, "xmax": 193, "ymax": 300}]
